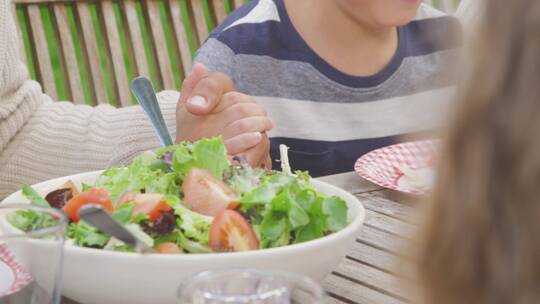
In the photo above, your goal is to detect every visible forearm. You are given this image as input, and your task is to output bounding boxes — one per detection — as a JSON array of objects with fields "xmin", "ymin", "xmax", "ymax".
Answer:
[{"xmin": 0, "ymin": 90, "xmax": 179, "ymax": 199}]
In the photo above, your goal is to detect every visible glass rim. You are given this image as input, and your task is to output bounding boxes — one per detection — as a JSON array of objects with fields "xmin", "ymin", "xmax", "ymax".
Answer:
[
  {"xmin": 0, "ymin": 203, "xmax": 68, "ymax": 239},
  {"xmin": 177, "ymin": 268, "xmax": 326, "ymax": 302}
]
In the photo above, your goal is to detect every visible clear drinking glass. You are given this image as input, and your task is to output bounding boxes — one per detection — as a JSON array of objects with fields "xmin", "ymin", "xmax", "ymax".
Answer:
[
  {"xmin": 177, "ymin": 269, "xmax": 326, "ymax": 304},
  {"xmin": 0, "ymin": 204, "xmax": 67, "ymax": 304}
]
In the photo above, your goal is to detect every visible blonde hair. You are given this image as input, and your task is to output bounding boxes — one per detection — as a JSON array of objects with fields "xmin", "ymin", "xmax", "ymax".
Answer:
[{"xmin": 417, "ymin": 1, "xmax": 540, "ymax": 303}]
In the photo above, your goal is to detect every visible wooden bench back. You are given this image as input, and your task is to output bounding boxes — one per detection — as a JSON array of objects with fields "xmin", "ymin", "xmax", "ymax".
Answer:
[
  {"xmin": 11, "ymin": 0, "xmax": 458, "ymax": 107},
  {"xmin": 11, "ymin": 0, "xmax": 246, "ymax": 106}
]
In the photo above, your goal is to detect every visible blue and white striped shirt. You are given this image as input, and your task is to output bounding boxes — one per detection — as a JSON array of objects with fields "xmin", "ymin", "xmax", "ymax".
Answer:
[{"xmin": 195, "ymin": 0, "xmax": 461, "ymax": 176}]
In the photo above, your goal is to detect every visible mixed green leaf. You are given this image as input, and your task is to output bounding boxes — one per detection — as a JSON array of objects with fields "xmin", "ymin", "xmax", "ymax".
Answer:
[
  {"xmin": 7, "ymin": 185, "xmax": 58, "ymax": 232},
  {"xmin": 238, "ymin": 172, "xmax": 348, "ymax": 248},
  {"xmin": 8, "ymin": 137, "xmax": 349, "ymax": 253}
]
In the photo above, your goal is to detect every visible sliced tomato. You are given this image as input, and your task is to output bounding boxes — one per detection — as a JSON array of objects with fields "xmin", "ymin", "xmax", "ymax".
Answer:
[
  {"xmin": 183, "ymin": 168, "xmax": 238, "ymax": 216},
  {"xmin": 208, "ymin": 210, "xmax": 259, "ymax": 252},
  {"xmin": 155, "ymin": 242, "xmax": 181, "ymax": 254},
  {"xmin": 127, "ymin": 193, "xmax": 172, "ymax": 222},
  {"xmin": 63, "ymin": 188, "xmax": 113, "ymax": 222}
]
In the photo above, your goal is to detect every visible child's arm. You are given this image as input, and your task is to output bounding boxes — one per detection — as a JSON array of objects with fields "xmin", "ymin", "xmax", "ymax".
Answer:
[
  {"xmin": 176, "ymin": 63, "xmax": 273, "ymax": 166},
  {"xmin": 174, "ymin": 34, "xmax": 273, "ymax": 169}
]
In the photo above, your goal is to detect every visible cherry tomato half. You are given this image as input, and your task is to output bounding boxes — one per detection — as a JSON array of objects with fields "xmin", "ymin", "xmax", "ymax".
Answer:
[
  {"xmin": 209, "ymin": 210, "xmax": 259, "ymax": 252},
  {"xmin": 183, "ymin": 168, "xmax": 238, "ymax": 217}
]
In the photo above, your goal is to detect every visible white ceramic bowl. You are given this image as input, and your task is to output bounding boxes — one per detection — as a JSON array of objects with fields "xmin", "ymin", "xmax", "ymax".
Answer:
[{"xmin": 0, "ymin": 171, "xmax": 365, "ymax": 304}]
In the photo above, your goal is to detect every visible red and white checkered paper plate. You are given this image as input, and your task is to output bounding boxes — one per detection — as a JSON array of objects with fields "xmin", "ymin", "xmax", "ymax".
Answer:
[
  {"xmin": 354, "ymin": 140, "xmax": 439, "ymax": 195},
  {"xmin": 0, "ymin": 244, "xmax": 32, "ymax": 297}
]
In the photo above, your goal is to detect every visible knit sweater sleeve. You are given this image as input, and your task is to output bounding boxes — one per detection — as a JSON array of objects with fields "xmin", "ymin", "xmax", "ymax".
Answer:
[{"xmin": 0, "ymin": 0, "xmax": 179, "ymax": 199}]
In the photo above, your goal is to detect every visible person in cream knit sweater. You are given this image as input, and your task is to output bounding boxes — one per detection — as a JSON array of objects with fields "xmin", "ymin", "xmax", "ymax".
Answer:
[{"xmin": 0, "ymin": 0, "xmax": 272, "ymax": 199}]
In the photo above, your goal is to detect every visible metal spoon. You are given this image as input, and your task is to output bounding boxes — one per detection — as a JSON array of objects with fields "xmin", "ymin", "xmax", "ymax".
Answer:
[
  {"xmin": 131, "ymin": 77, "xmax": 173, "ymax": 147},
  {"xmin": 78, "ymin": 205, "xmax": 155, "ymax": 254}
]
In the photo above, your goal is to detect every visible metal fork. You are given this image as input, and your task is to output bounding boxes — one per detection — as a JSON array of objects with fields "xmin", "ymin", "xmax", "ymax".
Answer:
[{"xmin": 131, "ymin": 77, "xmax": 174, "ymax": 147}]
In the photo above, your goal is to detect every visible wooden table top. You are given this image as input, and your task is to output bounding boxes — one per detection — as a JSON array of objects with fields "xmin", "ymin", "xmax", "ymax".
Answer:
[
  {"xmin": 318, "ymin": 172, "xmax": 418, "ymax": 304},
  {"xmin": 63, "ymin": 172, "xmax": 419, "ymax": 304}
]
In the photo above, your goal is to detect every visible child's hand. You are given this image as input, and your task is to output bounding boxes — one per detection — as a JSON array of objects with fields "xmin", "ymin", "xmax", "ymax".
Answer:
[{"xmin": 176, "ymin": 63, "xmax": 273, "ymax": 169}]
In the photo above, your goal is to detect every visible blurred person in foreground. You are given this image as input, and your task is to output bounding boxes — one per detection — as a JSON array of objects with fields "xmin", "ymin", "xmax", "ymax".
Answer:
[{"xmin": 417, "ymin": 0, "xmax": 540, "ymax": 303}]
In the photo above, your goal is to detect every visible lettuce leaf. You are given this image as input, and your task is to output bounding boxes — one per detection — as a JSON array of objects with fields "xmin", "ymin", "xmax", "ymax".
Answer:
[
  {"xmin": 103, "ymin": 224, "xmax": 154, "ymax": 251},
  {"xmin": 96, "ymin": 137, "xmax": 229, "ymax": 204},
  {"xmin": 226, "ymin": 165, "xmax": 265, "ymax": 194},
  {"xmin": 96, "ymin": 151, "xmax": 180, "ymax": 202},
  {"xmin": 240, "ymin": 175, "xmax": 295, "ymax": 207},
  {"xmin": 21, "ymin": 185, "xmax": 49, "ymax": 207},
  {"xmin": 239, "ymin": 171, "xmax": 349, "ymax": 247},
  {"xmin": 7, "ymin": 209, "xmax": 57, "ymax": 232},
  {"xmin": 163, "ymin": 137, "xmax": 229, "ymax": 179},
  {"xmin": 322, "ymin": 196, "xmax": 348, "ymax": 232},
  {"xmin": 67, "ymin": 221, "xmax": 110, "ymax": 248},
  {"xmin": 166, "ymin": 196, "xmax": 212, "ymax": 246},
  {"xmin": 8, "ymin": 185, "xmax": 56, "ymax": 232},
  {"xmin": 192, "ymin": 138, "xmax": 229, "ymax": 178},
  {"xmin": 111, "ymin": 203, "xmax": 134, "ymax": 224}
]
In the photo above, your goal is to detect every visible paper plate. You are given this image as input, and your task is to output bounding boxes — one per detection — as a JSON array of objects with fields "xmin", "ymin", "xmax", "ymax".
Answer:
[
  {"xmin": 0, "ymin": 244, "xmax": 32, "ymax": 297},
  {"xmin": 354, "ymin": 140, "xmax": 439, "ymax": 195}
]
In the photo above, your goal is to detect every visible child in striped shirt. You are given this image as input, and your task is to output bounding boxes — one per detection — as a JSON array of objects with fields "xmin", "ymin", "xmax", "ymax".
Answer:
[{"xmin": 177, "ymin": 0, "xmax": 462, "ymax": 176}]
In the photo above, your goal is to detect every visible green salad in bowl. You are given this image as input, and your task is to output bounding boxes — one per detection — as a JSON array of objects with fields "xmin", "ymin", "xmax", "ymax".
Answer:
[{"xmin": 9, "ymin": 137, "xmax": 348, "ymax": 254}]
